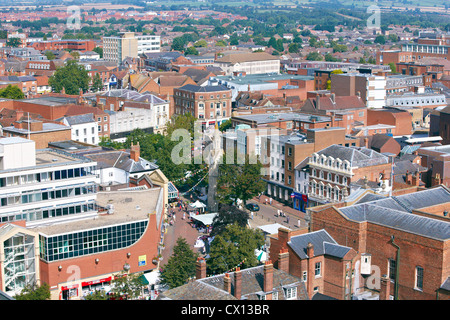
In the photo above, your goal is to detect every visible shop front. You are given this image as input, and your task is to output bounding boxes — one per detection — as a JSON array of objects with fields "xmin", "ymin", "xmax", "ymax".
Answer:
[{"xmin": 292, "ymin": 192, "xmax": 308, "ymax": 213}]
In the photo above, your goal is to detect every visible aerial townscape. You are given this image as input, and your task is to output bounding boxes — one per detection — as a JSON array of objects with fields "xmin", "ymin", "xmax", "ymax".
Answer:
[{"xmin": 0, "ymin": 0, "xmax": 449, "ymax": 307}]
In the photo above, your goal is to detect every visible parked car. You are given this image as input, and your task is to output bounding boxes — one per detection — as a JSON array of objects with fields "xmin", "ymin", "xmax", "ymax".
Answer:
[{"xmin": 246, "ymin": 203, "xmax": 260, "ymax": 211}]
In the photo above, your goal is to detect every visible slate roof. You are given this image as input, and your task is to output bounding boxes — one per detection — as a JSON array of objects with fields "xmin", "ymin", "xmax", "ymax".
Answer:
[
  {"xmin": 440, "ymin": 277, "xmax": 450, "ymax": 291},
  {"xmin": 315, "ymin": 145, "xmax": 389, "ymax": 168},
  {"xmin": 58, "ymin": 113, "xmax": 95, "ymax": 125},
  {"xmin": 178, "ymin": 84, "xmax": 230, "ymax": 92},
  {"xmin": 288, "ymin": 229, "xmax": 352, "ymax": 259},
  {"xmin": 159, "ymin": 265, "xmax": 309, "ymax": 300},
  {"xmin": 79, "ymin": 150, "xmax": 158, "ymax": 173},
  {"xmin": 338, "ymin": 186, "xmax": 450, "ymax": 241}
]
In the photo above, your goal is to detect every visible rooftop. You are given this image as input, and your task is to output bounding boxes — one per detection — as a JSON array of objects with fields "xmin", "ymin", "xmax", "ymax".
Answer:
[{"xmin": 34, "ymin": 188, "xmax": 163, "ymax": 236}]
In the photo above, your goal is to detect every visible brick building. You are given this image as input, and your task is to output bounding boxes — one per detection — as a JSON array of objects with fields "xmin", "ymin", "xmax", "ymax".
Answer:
[
  {"xmin": 367, "ymin": 108, "xmax": 413, "ymax": 136},
  {"xmin": 173, "ymin": 84, "xmax": 232, "ymax": 128},
  {"xmin": 306, "ymin": 145, "xmax": 392, "ymax": 206},
  {"xmin": 31, "ymin": 40, "xmax": 96, "ymax": 53},
  {"xmin": 305, "ymin": 186, "xmax": 450, "ymax": 300}
]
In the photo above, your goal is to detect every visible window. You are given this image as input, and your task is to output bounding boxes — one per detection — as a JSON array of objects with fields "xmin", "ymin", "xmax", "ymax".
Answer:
[
  {"xmin": 415, "ymin": 266, "xmax": 423, "ymax": 291},
  {"xmin": 315, "ymin": 262, "xmax": 322, "ymax": 277},
  {"xmin": 284, "ymin": 287, "xmax": 297, "ymax": 300},
  {"xmin": 302, "ymin": 271, "xmax": 307, "ymax": 282},
  {"xmin": 389, "ymin": 258, "xmax": 396, "ymax": 282}
]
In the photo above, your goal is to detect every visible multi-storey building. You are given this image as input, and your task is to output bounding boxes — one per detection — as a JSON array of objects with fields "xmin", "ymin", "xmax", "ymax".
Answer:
[
  {"xmin": 102, "ymin": 32, "xmax": 138, "ymax": 65},
  {"xmin": 56, "ymin": 114, "xmax": 99, "ymax": 145},
  {"xmin": 331, "ymin": 73, "xmax": 386, "ymax": 109},
  {"xmin": 306, "ymin": 186, "xmax": 450, "ymax": 300},
  {"xmin": 0, "ymin": 137, "xmax": 167, "ymax": 300},
  {"xmin": 261, "ymin": 127, "xmax": 360, "ymax": 209},
  {"xmin": 31, "ymin": 40, "xmax": 96, "ymax": 53},
  {"xmin": 173, "ymin": 84, "xmax": 232, "ymax": 129},
  {"xmin": 213, "ymin": 52, "xmax": 281, "ymax": 76},
  {"xmin": 306, "ymin": 145, "xmax": 392, "ymax": 206},
  {"xmin": 136, "ymin": 35, "xmax": 161, "ymax": 55}
]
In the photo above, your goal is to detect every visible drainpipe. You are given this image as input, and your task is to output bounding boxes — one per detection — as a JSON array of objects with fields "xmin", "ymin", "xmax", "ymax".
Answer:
[{"xmin": 390, "ymin": 235, "xmax": 400, "ymax": 300}]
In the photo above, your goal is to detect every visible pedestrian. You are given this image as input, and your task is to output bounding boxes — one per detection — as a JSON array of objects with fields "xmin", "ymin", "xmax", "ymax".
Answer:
[
  {"xmin": 265, "ymin": 198, "xmax": 268, "ymax": 205},
  {"xmin": 251, "ymin": 211, "xmax": 254, "ymax": 220},
  {"xmin": 183, "ymin": 212, "xmax": 185, "ymax": 220},
  {"xmin": 269, "ymin": 197, "xmax": 272, "ymax": 205},
  {"xmin": 287, "ymin": 215, "xmax": 290, "ymax": 224},
  {"xmin": 298, "ymin": 219, "xmax": 301, "ymax": 228}
]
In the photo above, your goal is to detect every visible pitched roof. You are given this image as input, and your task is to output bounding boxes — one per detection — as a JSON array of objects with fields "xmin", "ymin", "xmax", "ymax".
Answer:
[
  {"xmin": 159, "ymin": 265, "xmax": 309, "ymax": 300},
  {"xmin": 288, "ymin": 229, "xmax": 352, "ymax": 259},
  {"xmin": 215, "ymin": 52, "xmax": 280, "ymax": 64},
  {"xmin": 178, "ymin": 84, "xmax": 230, "ymax": 93},
  {"xmin": 306, "ymin": 95, "xmax": 365, "ymax": 111},
  {"xmin": 338, "ymin": 186, "xmax": 450, "ymax": 241},
  {"xmin": 315, "ymin": 145, "xmax": 389, "ymax": 168}
]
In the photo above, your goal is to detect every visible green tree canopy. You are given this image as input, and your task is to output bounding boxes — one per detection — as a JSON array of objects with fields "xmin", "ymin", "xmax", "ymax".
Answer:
[
  {"xmin": 210, "ymin": 204, "xmax": 249, "ymax": 237},
  {"xmin": 207, "ymin": 223, "xmax": 265, "ymax": 275},
  {"xmin": 91, "ymin": 73, "xmax": 103, "ymax": 92},
  {"xmin": 14, "ymin": 282, "xmax": 51, "ymax": 300},
  {"xmin": 160, "ymin": 237, "xmax": 198, "ymax": 289},
  {"xmin": 109, "ymin": 271, "xmax": 147, "ymax": 300},
  {"xmin": 0, "ymin": 85, "xmax": 25, "ymax": 99},
  {"xmin": 217, "ymin": 152, "xmax": 266, "ymax": 207},
  {"xmin": 48, "ymin": 59, "xmax": 90, "ymax": 95},
  {"xmin": 306, "ymin": 51, "xmax": 323, "ymax": 61},
  {"xmin": 184, "ymin": 46, "xmax": 199, "ymax": 56}
]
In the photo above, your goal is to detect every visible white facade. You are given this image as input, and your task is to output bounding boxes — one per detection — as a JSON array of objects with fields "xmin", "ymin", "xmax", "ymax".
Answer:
[
  {"xmin": 214, "ymin": 59, "xmax": 280, "ymax": 76},
  {"xmin": 137, "ymin": 35, "xmax": 161, "ymax": 54},
  {"xmin": 63, "ymin": 119, "xmax": 99, "ymax": 145},
  {"xmin": 109, "ymin": 102, "xmax": 169, "ymax": 136},
  {"xmin": 0, "ymin": 137, "xmax": 98, "ymax": 228},
  {"xmin": 365, "ymin": 75, "xmax": 386, "ymax": 109}
]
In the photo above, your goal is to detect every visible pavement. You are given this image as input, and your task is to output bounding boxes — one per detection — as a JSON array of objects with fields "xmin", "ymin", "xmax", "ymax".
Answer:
[{"xmin": 158, "ymin": 195, "xmax": 308, "ymax": 270}]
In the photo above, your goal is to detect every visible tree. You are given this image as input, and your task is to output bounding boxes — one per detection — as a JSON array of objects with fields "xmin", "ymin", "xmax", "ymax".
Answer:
[
  {"xmin": 109, "ymin": 271, "xmax": 147, "ymax": 300},
  {"xmin": 184, "ymin": 46, "xmax": 199, "ymax": 56},
  {"xmin": 171, "ymin": 36, "xmax": 185, "ymax": 52},
  {"xmin": 93, "ymin": 46, "xmax": 103, "ymax": 58},
  {"xmin": 210, "ymin": 204, "xmax": 249, "ymax": 237},
  {"xmin": 288, "ymin": 43, "xmax": 300, "ymax": 53},
  {"xmin": 207, "ymin": 223, "xmax": 265, "ymax": 275},
  {"xmin": 91, "ymin": 73, "xmax": 103, "ymax": 92},
  {"xmin": 217, "ymin": 152, "xmax": 266, "ymax": 207},
  {"xmin": 306, "ymin": 52, "xmax": 323, "ymax": 61},
  {"xmin": 374, "ymin": 35, "xmax": 386, "ymax": 45},
  {"xmin": 14, "ymin": 282, "xmax": 51, "ymax": 300},
  {"xmin": 84, "ymin": 290, "xmax": 108, "ymax": 300},
  {"xmin": 219, "ymin": 119, "xmax": 232, "ymax": 132},
  {"xmin": 6, "ymin": 37, "xmax": 21, "ymax": 47},
  {"xmin": 44, "ymin": 51, "xmax": 56, "ymax": 60},
  {"xmin": 70, "ymin": 51, "xmax": 80, "ymax": 60},
  {"xmin": 388, "ymin": 62, "xmax": 397, "ymax": 73},
  {"xmin": 48, "ymin": 59, "xmax": 90, "ymax": 95},
  {"xmin": 194, "ymin": 39, "xmax": 207, "ymax": 48},
  {"xmin": 0, "ymin": 85, "xmax": 25, "ymax": 99},
  {"xmin": 160, "ymin": 237, "xmax": 198, "ymax": 289}
]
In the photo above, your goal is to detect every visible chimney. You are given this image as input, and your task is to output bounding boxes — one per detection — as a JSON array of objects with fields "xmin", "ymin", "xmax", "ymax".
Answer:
[
  {"xmin": 130, "ymin": 141, "xmax": 140, "ymax": 162},
  {"xmin": 411, "ymin": 170, "xmax": 420, "ymax": 186},
  {"xmin": 364, "ymin": 137, "xmax": 369, "ymax": 148},
  {"xmin": 379, "ymin": 274, "xmax": 391, "ymax": 300},
  {"xmin": 234, "ymin": 267, "xmax": 242, "ymax": 299},
  {"xmin": 15, "ymin": 110, "xmax": 24, "ymax": 121},
  {"xmin": 330, "ymin": 112, "xmax": 335, "ymax": 127},
  {"xmin": 61, "ymin": 86, "xmax": 65, "ymax": 95},
  {"xmin": 224, "ymin": 273, "xmax": 231, "ymax": 294},
  {"xmin": 263, "ymin": 260, "xmax": 274, "ymax": 295},
  {"xmin": 278, "ymin": 228, "xmax": 291, "ymax": 248},
  {"xmin": 195, "ymin": 257, "xmax": 206, "ymax": 280},
  {"xmin": 315, "ymin": 94, "xmax": 320, "ymax": 110},
  {"xmin": 306, "ymin": 242, "xmax": 314, "ymax": 258},
  {"xmin": 277, "ymin": 248, "xmax": 289, "ymax": 273},
  {"xmin": 330, "ymin": 93, "xmax": 335, "ymax": 103},
  {"xmin": 405, "ymin": 170, "xmax": 411, "ymax": 185}
]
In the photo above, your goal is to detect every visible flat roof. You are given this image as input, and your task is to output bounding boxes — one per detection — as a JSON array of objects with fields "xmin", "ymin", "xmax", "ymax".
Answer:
[
  {"xmin": 212, "ymin": 73, "xmax": 314, "ymax": 86},
  {"xmin": 34, "ymin": 188, "xmax": 162, "ymax": 236}
]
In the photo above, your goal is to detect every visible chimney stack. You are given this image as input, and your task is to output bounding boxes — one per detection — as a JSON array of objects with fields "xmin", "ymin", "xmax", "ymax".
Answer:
[
  {"xmin": 196, "ymin": 257, "xmax": 206, "ymax": 280},
  {"xmin": 234, "ymin": 267, "xmax": 242, "ymax": 299},
  {"xmin": 411, "ymin": 170, "xmax": 420, "ymax": 186},
  {"xmin": 315, "ymin": 94, "xmax": 320, "ymax": 110},
  {"xmin": 330, "ymin": 93, "xmax": 335, "ymax": 103},
  {"xmin": 130, "ymin": 141, "xmax": 140, "ymax": 162},
  {"xmin": 379, "ymin": 274, "xmax": 391, "ymax": 300},
  {"xmin": 224, "ymin": 273, "xmax": 231, "ymax": 294},
  {"xmin": 263, "ymin": 260, "xmax": 274, "ymax": 296},
  {"xmin": 306, "ymin": 242, "xmax": 314, "ymax": 258},
  {"xmin": 277, "ymin": 248, "xmax": 289, "ymax": 273},
  {"xmin": 278, "ymin": 228, "xmax": 291, "ymax": 248}
]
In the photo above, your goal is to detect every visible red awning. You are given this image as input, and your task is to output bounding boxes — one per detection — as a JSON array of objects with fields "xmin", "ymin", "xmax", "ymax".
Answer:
[
  {"xmin": 61, "ymin": 284, "xmax": 79, "ymax": 291},
  {"xmin": 81, "ymin": 277, "xmax": 112, "ymax": 287}
]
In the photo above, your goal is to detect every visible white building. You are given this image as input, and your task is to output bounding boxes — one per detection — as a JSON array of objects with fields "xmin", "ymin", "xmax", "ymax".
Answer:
[
  {"xmin": 136, "ymin": 35, "xmax": 161, "ymax": 55},
  {"xmin": 213, "ymin": 52, "xmax": 280, "ymax": 76},
  {"xmin": 56, "ymin": 114, "xmax": 99, "ymax": 145},
  {"xmin": 0, "ymin": 137, "xmax": 98, "ymax": 229}
]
